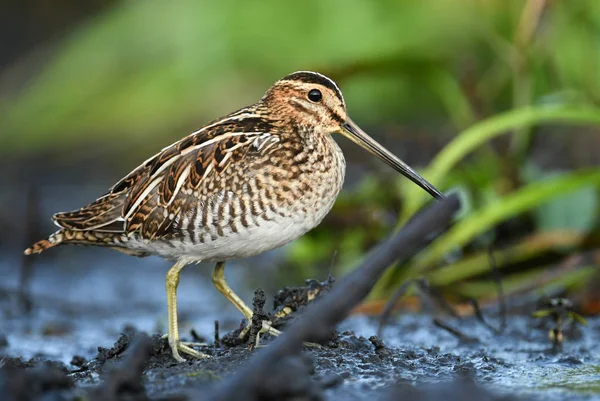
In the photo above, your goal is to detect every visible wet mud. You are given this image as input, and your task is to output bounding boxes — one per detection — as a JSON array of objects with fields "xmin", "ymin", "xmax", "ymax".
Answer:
[{"xmin": 2, "ymin": 276, "xmax": 600, "ymax": 401}]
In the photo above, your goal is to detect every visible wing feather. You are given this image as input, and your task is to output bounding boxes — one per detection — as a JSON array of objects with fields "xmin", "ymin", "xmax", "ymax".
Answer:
[
  {"xmin": 50, "ymin": 112, "xmax": 275, "ymax": 239},
  {"xmin": 127, "ymin": 133, "xmax": 259, "ymax": 239}
]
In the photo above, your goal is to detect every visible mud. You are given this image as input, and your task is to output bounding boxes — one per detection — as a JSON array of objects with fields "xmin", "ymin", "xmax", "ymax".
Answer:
[
  {"xmin": 2, "ymin": 279, "xmax": 600, "ymax": 401},
  {"xmin": 0, "ymin": 326, "xmax": 518, "ymax": 401}
]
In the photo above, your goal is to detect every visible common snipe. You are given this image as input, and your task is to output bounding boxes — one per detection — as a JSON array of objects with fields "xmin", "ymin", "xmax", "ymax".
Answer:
[{"xmin": 25, "ymin": 71, "xmax": 444, "ymax": 361}]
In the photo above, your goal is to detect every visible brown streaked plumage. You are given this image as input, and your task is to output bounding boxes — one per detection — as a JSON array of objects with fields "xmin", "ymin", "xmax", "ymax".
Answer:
[{"xmin": 25, "ymin": 71, "xmax": 444, "ymax": 362}]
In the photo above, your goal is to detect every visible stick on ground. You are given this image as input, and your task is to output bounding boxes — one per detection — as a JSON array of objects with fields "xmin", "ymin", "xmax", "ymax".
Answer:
[{"xmin": 210, "ymin": 194, "xmax": 460, "ymax": 401}]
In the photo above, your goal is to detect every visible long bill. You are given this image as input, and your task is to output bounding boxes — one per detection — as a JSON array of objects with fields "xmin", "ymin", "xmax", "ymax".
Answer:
[{"xmin": 341, "ymin": 117, "xmax": 445, "ymax": 200}]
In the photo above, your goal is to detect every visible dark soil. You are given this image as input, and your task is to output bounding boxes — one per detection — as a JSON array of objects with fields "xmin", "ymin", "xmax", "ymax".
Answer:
[
  {"xmin": 0, "ymin": 326, "xmax": 523, "ymax": 401},
  {"xmin": 2, "ymin": 277, "xmax": 600, "ymax": 401}
]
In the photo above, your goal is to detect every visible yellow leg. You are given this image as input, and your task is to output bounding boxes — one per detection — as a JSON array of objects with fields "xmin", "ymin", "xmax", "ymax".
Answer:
[
  {"xmin": 211, "ymin": 261, "xmax": 254, "ymax": 320},
  {"xmin": 166, "ymin": 261, "xmax": 210, "ymax": 362},
  {"xmin": 211, "ymin": 262, "xmax": 283, "ymax": 339},
  {"xmin": 210, "ymin": 262, "xmax": 322, "ymax": 349}
]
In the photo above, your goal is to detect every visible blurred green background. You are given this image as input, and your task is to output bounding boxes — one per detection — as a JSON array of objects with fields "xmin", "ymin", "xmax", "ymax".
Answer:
[{"xmin": 2, "ymin": 0, "xmax": 600, "ymax": 312}]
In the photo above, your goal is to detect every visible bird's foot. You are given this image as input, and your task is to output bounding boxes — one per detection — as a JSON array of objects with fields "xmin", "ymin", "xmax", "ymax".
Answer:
[
  {"xmin": 181, "ymin": 341, "xmax": 209, "ymax": 347},
  {"xmin": 253, "ymin": 320, "xmax": 282, "ymax": 348},
  {"xmin": 243, "ymin": 320, "xmax": 322, "ymax": 350},
  {"xmin": 168, "ymin": 338, "xmax": 210, "ymax": 362},
  {"xmin": 238, "ymin": 317, "xmax": 282, "ymax": 340}
]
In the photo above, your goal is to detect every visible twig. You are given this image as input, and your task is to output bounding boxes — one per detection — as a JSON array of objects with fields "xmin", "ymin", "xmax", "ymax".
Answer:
[
  {"xmin": 377, "ymin": 280, "xmax": 414, "ymax": 337},
  {"xmin": 209, "ymin": 194, "xmax": 460, "ymax": 401},
  {"xmin": 468, "ymin": 298, "xmax": 499, "ymax": 335},
  {"xmin": 214, "ymin": 320, "xmax": 220, "ymax": 349},
  {"xmin": 415, "ymin": 279, "xmax": 461, "ymax": 319},
  {"xmin": 433, "ymin": 318, "xmax": 478, "ymax": 344},
  {"xmin": 190, "ymin": 329, "xmax": 204, "ymax": 343}
]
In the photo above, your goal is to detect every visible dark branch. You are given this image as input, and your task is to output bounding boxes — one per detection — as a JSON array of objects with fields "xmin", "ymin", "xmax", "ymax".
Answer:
[{"xmin": 210, "ymin": 194, "xmax": 460, "ymax": 401}]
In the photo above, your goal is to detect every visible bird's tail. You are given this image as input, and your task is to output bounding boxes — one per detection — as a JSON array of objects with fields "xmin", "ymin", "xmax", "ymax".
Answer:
[
  {"xmin": 24, "ymin": 229, "xmax": 126, "ymax": 255},
  {"xmin": 24, "ymin": 231, "xmax": 64, "ymax": 255}
]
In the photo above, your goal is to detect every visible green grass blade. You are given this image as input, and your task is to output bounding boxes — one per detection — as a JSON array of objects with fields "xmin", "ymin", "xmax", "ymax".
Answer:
[
  {"xmin": 412, "ymin": 168, "xmax": 600, "ymax": 270},
  {"xmin": 400, "ymin": 107, "xmax": 600, "ymax": 224},
  {"xmin": 427, "ymin": 230, "xmax": 585, "ymax": 287},
  {"xmin": 454, "ymin": 265, "xmax": 595, "ymax": 299}
]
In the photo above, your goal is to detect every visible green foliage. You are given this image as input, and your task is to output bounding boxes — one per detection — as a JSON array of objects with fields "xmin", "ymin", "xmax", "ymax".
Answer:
[
  {"xmin": 399, "ymin": 107, "xmax": 600, "ymax": 225},
  {"xmin": 523, "ymin": 164, "xmax": 599, "ymax": 233},
  {"xmin": 0, "ymin": 0, "xmax": 479, "ymax": 154},
  {"xmin": 415, "ymin": 168, "xmax": 600, "ymax": 270},
  {"xmin": 2, "ymin": 0, "xmax": 600, "ymax": 303}
]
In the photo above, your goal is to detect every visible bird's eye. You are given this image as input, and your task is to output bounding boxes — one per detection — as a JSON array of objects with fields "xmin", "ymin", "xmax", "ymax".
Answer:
[{"xmin": 307, "ymin": 89, "xmax": 322, "ymax": 103}]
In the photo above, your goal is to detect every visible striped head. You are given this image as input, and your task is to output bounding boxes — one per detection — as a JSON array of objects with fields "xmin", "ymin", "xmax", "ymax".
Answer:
[
  {"xmin": 263, "ymin": 71, "xmax": 347, "ymax": 131},
  {"xmin": 262, "ymin": 71, "xmax": 445, "ymax": 200}
]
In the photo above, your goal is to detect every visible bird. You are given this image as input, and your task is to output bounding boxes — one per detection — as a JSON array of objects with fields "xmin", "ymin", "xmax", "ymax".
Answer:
[{"xmin": 24, "ymin": 71, "xmax": 444, "ymax": 362}]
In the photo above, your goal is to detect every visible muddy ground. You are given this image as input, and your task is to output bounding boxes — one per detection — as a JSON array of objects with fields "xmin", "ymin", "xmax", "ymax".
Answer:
[{"xmin": 1, "ymin": 261, "xmax": 599, "ymax": 401}]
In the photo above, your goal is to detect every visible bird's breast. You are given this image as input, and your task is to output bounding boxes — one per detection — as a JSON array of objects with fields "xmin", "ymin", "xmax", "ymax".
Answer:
[{"xmin": 128, "ymin": 134, "xmax": 346, "ymax": 262}]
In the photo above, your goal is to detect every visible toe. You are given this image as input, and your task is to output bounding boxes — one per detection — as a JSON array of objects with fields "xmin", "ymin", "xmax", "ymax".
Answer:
[
  {"xmin": 179, "ymin": 343, "xmax": 210, "ymax": 359},
  {"xmin": 181, "ymin": 341, "xmax": 208, "ymax": 347},
  {"xmin": 171, "ymin": 349, "xmax": 187, "ymax": 363}
]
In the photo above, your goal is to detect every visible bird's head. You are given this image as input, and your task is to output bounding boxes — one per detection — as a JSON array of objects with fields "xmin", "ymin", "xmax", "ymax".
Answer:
[{"xmin": 263, "ymin": 71, "xmax": 445, "ymax": 200}]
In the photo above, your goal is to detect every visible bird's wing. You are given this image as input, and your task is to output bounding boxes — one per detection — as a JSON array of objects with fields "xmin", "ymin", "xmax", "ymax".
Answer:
[
  {"xmin": 51, "ymin": 191, "xmax": 128, "ymax": 232},
  {"xmin": 52, "ymin": 110, "xmax": 279, "ymax": 240}
]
